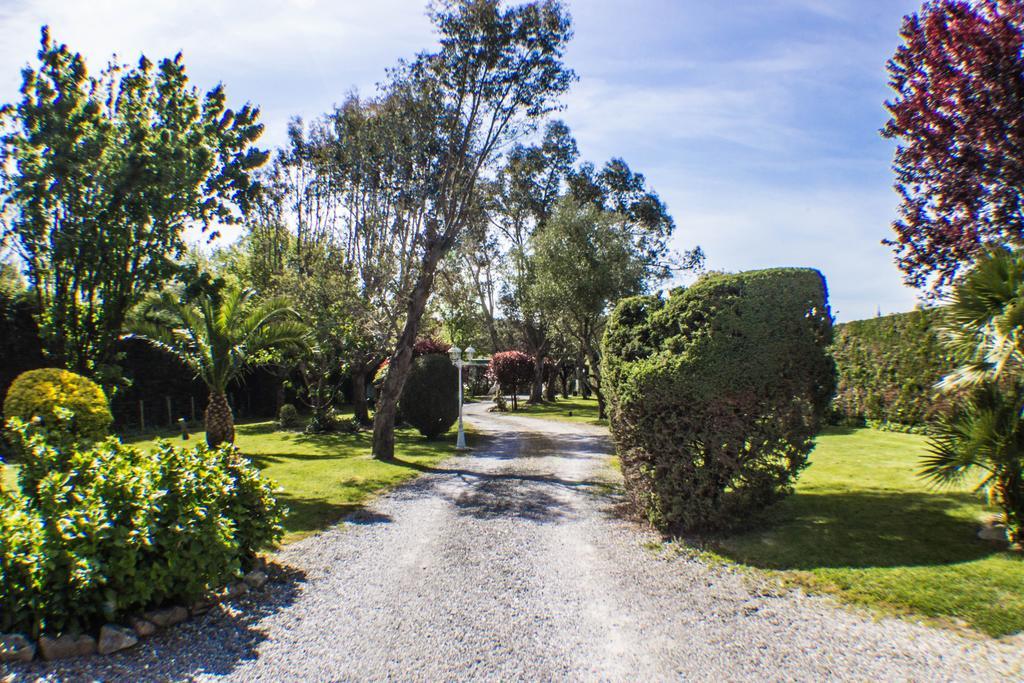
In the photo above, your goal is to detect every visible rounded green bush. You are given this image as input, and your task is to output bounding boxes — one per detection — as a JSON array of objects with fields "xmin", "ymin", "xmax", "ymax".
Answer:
[
  {"xmin": 603, "ymin": 268, "xmax": 836, "ymax": 533},
  {"xmin": 278, "ymin": 403, "xmax": 301, "ymax": 429},
  {"xmin": 3, "ymin": 368, "xmax": 112, "ymax": 443},
  {"xmin": 399, "ymin": 354, "xmax": 459, "ymax": 439}
]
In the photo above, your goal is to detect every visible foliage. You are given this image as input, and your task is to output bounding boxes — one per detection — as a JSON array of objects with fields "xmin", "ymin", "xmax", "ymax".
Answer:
[
  {"xmin": 830, "ymin": 309, "xmax": 955, "ymax": 428},
  {"xmin": 399, "ymin": 354, "xmax": 459, "ymax": 439},
  {"xmin": 488, "ymin": 351, "xmax": 534, "ymax": 409},
  {"xmin": 0, "ymin": 29, "xmax": 267, "ymax": 377},
  {"xmin": 278, "ymin": 403, "xmax": 300, "ymax": 429},
  {"xmin": 0, "ymin": 423, "xmax": 283, "ymax": 637},
  {"xmin": 130, "ymin": 282, "xmax": 306, "ymax": 445},
  {"xmin": 603, "ymin": 268, "xmax": 835, "ymax": 533},
  {"xmin": 3, "ymin": 368, "xmax": 112, "ymax": 446},
  {"xmin": 531, "ymin": 196, "xmax": 676, "ymax": 418},
  {"xmin": 413, "ymin": 338, "xmax": 451, "ymax": 356},
  {"xmin": 711, "ymin": 426, "xmax": 1021, "ymax": 638},
  {"xmin": 883, "ymin": 1, "xmax": 1024, "ymax": 294},
  {"xmin": 922, "ymin": 247, "xmax": 1024, "ymax": 544},
  {"xmin": 0, "ymin": 286, "xmax": 44, "ymax": 403}
]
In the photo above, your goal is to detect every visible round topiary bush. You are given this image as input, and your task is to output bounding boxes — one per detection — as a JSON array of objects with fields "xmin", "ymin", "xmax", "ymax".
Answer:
[
  {"xmin": 399, "ymin": 354, "xmax": 459, "ymax": 439},
  {"xmin": 278, "ymin": 403, "xmax": 300, "ymax": 429},
  {"xmin": 3, "ymin": 368, "xmax": 112, "ymax": 444},
  {"xmin": 602, "ymin": 268, "xmax": 836, "ymax": 533}
]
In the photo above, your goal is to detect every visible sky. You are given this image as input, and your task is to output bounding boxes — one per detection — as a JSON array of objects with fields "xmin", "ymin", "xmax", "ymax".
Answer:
[{"xmin": 0, "ymin": 0, "xmax": 925, "ymax": 321}]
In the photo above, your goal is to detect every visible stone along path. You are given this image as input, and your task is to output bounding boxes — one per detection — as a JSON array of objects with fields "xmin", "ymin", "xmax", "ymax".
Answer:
[{"xmin": 11, "ymin": 404, "xmax": 1023, "ymax": 682}]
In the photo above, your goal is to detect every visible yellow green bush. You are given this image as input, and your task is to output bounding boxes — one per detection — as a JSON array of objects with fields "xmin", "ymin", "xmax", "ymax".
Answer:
[{"xmin": 3, "ymin": 368, "xmax": 112, "ymax": 443}]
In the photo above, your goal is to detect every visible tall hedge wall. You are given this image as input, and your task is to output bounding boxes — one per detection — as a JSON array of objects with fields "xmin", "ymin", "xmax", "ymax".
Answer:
[
  {"xmin": 603, "ymin": 268, "xmax": 835, "ymax": 533},
  {"xmin": 830, "ymin": 308, "xmax": 954, "ymax": 429}
]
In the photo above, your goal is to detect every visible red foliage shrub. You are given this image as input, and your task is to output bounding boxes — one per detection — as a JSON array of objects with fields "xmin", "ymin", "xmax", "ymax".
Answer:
[{"xmin": 488, "ymin": 351, "xmax": 534, "ymax": 409}]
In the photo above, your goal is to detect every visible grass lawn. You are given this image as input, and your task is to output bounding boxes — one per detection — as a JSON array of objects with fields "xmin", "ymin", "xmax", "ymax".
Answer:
[
  {"xmin": 513, "ymin": 395, "xmax": 606, "ymax": 425},
  {"xmin": 707, "ymin": 427, "xmax": 1023, "ymax": 638},
  {"xmin": 1, "ymin": 414, "xmax": 465, "ymax": 545}
]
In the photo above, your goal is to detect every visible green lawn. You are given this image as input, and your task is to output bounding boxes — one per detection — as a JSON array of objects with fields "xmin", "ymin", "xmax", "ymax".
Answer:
[
  {"xmin": 513, "ymin": 395, "xmax": 606, "ymax": 425},
  {"xmin": 2, "ymin": 417, "xmax": 462, "ymax": 545},
  {"xmin": 707, "ymin": 427, "xmax": 1023, "ymax": 637}
]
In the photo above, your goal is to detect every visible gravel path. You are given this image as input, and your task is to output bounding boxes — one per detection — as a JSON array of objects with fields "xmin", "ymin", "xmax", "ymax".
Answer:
[{"xmin": 7, "ymin": 405, "xmax": 1022, "ymax": 682}]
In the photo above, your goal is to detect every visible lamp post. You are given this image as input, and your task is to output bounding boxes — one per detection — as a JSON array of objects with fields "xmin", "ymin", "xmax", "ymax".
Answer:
[{"xmin": 448, "ymin": 345, "xmax": 475, "ymax": 450}]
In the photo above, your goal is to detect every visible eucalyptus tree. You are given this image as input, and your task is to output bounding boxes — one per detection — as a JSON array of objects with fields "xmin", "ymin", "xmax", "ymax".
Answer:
[
  {"xmin": 532, "ymin": 157, "xmax": 703, "ymax": 418},
  {"xmin": 0, "ymin": 28, "xmax": 266, "ymax": 382},
  {"xmin": 492, "ymin": 120, "xmax": 578, "ymax": 402},
  {"xmin": 368, "ymin": 0, "xmax": 575, "ymax": 459},
  {"xmin": 131, "ymin": 283, "xmax": 307, "ymax": 446}
]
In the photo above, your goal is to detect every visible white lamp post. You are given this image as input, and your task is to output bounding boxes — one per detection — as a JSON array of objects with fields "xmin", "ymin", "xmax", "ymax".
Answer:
[{"xmin": 449, "ymin": 345, "xmax": 475, "ymax": 450}]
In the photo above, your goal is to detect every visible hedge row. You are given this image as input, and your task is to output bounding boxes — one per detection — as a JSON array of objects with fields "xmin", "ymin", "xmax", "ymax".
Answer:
[{"xmin": 830, "ymin": 308, "xmax": 955, "ymax": 430}]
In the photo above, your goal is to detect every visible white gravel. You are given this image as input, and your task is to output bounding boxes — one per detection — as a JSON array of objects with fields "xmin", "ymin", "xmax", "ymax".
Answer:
[{"xmin": 6, "ymin": 404, "xmax": 1022, "ymax": 681}]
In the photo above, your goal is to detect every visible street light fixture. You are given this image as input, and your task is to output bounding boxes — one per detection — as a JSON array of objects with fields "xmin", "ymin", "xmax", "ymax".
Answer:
[{"xmin": 449, "ymin": 345, "xmax": 475, "ymax": 450}]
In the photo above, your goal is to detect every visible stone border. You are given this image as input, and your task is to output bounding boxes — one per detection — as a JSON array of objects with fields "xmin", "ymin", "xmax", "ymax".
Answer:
[{"xmin": 0, "ymin": 568, "xmax": 269, "ymax": 663}]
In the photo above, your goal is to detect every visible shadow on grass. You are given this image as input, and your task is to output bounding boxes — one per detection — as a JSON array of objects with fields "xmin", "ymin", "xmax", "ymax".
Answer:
[
  {"xmin": 713, "ymin": 489, "xmax": 1004, "ymax": 570},
  {"xmin": 8, "ymin": 563, "xmax": 308, "ymax": 680}
]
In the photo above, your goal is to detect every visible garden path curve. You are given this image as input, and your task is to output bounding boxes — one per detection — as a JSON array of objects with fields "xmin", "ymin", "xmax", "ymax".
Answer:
[{"xmin": 11, "ymin": 404, "xmax": 1022, "ymax": 682}]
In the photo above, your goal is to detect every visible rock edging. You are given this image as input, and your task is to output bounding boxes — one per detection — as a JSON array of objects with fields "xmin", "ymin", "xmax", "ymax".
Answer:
[{"xmin": 0, "ymin": 567, "xmax": 270, "ymax": 663}]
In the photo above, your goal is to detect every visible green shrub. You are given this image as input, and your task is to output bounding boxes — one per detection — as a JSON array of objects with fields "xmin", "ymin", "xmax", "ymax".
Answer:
[
  {"xmin": 830, "ymin": 309, "xmax": 955, "ymax": 428},
  {"xmin": 0, "ymin": 423, "xmax": 284, "ymax": 637},
  {"xmin": 278, "ymin": 403, "xmax": 301, "ymax": 429},
  {"xmin": 3, "ymin": 368, "xmax": 112, "ymax": 445},
  {"xmin": 603, "ymin": 268, "xmax": 836, "ymax": 533},
  {"xmin": 0, "ymin": 490, "xmax": 47, "ymax": 635},
  {"xmin": 399, "ymin": 354, "xmax": 459, "ymax": 439}
]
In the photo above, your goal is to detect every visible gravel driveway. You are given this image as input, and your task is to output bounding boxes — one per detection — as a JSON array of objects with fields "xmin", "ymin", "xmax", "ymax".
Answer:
[{"xmin": 8, "ymin": 404, "xmax": 1022, "ymax": 682}]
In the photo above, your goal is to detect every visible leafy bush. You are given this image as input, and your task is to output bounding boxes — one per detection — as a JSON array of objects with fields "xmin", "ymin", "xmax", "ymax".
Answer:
[
  {"xmin": 3, "ymin": 368, "xmax": 112, "ymax": 444},
  {"xmin": 603, "ymin": 268, "xmax": 836, "ymax": 533},
  {"xmin": 830, "ymin": 309, "xmax": 955, "ymax": 429},
  {"xmin": 488, "ymin": 351, "xmax": 534, "ymax": 409},
  {"xmin": 399, "ymin": 354, "xmax": 458, "ymax": 439},
  {"xmin": 413, "ymin": 338, "xmax": 451, "ymax": 356},
  {"xmin": 0, "ymin": 423, "xmax": 285, "ymax": 637},
  {"xmin": 278, "ymin": 403, "xmax": 301, "ymax": 429}
]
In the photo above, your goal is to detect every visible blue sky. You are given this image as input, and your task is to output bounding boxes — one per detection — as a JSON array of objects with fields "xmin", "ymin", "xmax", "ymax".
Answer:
[{"xmin": 0, "ymin": 0, "xmax": 924, "ymax": 321}]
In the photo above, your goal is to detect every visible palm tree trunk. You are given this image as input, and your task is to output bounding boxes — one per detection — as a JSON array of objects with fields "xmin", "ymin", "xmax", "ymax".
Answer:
[{"xmin": 205, "ymin": 390, "xmax": 235, "ymax": 447}]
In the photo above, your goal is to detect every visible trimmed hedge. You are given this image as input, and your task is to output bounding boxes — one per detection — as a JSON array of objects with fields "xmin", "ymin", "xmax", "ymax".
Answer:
[
  {"xmin": 1, "ymin": 422, "xmax": 284, "ymax": 637},
  {"xmin": 603, "ymin": 268, "xmax": 835, "ymax": 533},
  {"xmin": 830, "ymin": 308, "xmax": 954, "ymax": 430},
  {"xmin": 3, "ymin": 368, "xmax": 112, "ymax": 445},
  {"xmin": 399, "ymin": 354, "xmax": 459, "ymax": 439}
]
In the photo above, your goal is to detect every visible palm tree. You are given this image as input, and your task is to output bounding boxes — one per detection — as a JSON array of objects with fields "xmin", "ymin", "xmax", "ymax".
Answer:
[
  {"xmin": 131, "ymin": 286, "xmax": 307, "ymax": 446},
  {"xmin": 924, "ymin": 246, "xmax": 1024, "ymax": 544}
]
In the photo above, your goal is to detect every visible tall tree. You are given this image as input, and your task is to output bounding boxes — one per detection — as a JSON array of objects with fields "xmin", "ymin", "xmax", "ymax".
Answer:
[
  {"xmin": 370, "ymin": 0, "xmax": 574, "ymax": 459},
  {"xmin": 883, "ymin": 1, "xmax": 1024, "ymax": 294},
  {"xmin": 493, "ymin": 120, "xmax": 578, "ymax": 402},
  {"xmin": 0, "ymin": 28, "xmax": 266, "ymax": 382},
  {"xmin": 531, "ymin": 197, "xmax": 674, "ymax": 418}
]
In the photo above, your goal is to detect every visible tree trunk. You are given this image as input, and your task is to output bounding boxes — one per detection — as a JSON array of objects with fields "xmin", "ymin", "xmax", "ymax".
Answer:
[
  {"xmin": 205, "ymin": 390, "xmax": 235, "ymax": 447},
  {"xmin": 544, "ymin": 367, "xmax": 558, "ymax": 401},
  {"xmin": 584, "ymin": 346, "xmax": 606, "ymax": 420},
  {"xmin": 351, "ymin": 365, "xmax": 371, "ymax": 425},
  {"xmin": 372, "ymin": 247, "xmax": 444, "ymax": 460},
  {"xmin": 529, "ymin": 350, "xmax": 546, "ymax": 404}
]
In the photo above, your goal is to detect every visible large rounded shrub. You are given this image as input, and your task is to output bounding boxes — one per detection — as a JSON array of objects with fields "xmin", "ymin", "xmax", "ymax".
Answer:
[
  {"xmin": 3, "ymin": 368, "xmax": 112, "ymax": 443},
  {"xmin": 0, "ymin": 423, "xmax": 285, "ymax": 636},
  {"xmin": 603, "ymin": 268, "xmax": 836, "ymax": 533},
  {"xmin": 399, "ymin": 354, "xmax": 459, "ymax": 439}
]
